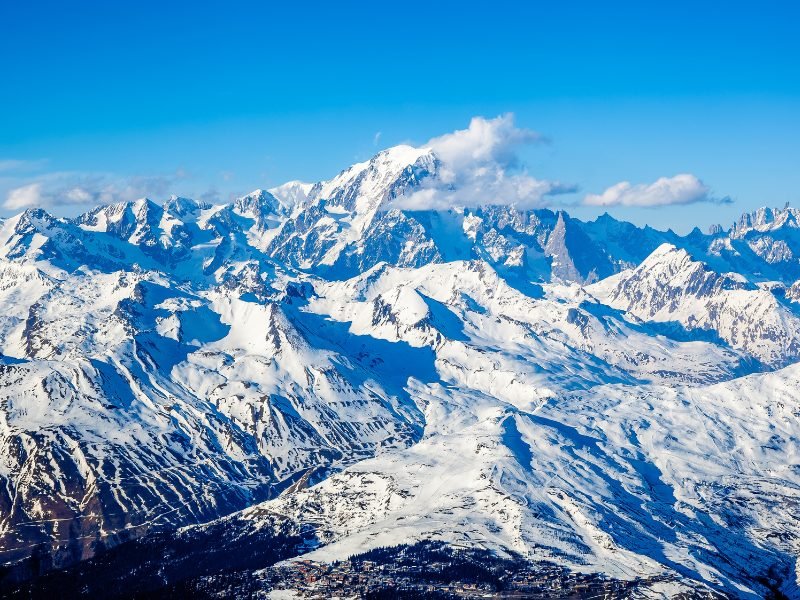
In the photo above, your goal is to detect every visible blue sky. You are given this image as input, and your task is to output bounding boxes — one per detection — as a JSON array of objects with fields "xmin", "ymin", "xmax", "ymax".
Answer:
[{"xmin": 1, "ymin": 0, "xmax": 798, "ymax": 232}]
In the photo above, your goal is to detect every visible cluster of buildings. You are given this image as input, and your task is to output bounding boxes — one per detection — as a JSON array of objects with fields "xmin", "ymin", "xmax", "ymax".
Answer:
[{"xmin": 260, "ymin": 556, "xmax": 673, "ymax": 598}]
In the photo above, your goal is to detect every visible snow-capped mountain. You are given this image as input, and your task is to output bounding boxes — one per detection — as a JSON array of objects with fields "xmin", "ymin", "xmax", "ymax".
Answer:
[
  {"xmin": 267, "ymin": 181, "xmax": 313, "ymax": 212},
  {"xmin": 237, "ymin": 359, "xmax": 800, "ymax": 598},
  {"xmin": 590, "ymin": 243, "xmax": 800, "ymax": 367},
  {"xmin": 2, "ymin": 143, "xmax": 800, "ymax": 598}
]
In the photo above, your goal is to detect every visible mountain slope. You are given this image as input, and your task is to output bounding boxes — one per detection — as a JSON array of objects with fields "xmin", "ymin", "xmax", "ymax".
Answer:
[
  {"xmin": 590, "ymin": 243, "xmax": 800, "ymax": 366},
  {"xmin": 230, "ymin": 361, "xmax": 800, "ymax": 598},
  {"xmin": 0, "ymin": 263, "xmax": 422, "ymax": 567}
]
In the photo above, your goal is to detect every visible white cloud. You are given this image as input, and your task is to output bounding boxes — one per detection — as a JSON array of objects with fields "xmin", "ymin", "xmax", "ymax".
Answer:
[
  {"xmin": 426, "ymin": 113, "xmax": 542, "ymax": 177},
  {"xmin": 3, "ymin": 173, "xmax": 176, "ymax": 211},
  {"xmin": 396, "ymin": 171, "xmax": 575, "ymax": 211},
  {"xmin": 5, "ymin": 183, "xmax": 44, "ymax": 211},
  {"xmin": 393, "ymin": 114, "xmax": 573, "ymax": 211},
  {"xmin": 0, "ymin": 159, "xmax": 47, "ymax": 173},
  {"xmin": 583, "ymin": 174, "xmax": 730, "ymax": 208}
]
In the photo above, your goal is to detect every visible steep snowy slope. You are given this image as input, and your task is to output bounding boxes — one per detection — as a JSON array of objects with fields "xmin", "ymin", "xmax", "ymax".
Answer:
[
  {"xmin": 0, "ymin": 261, "xmax": 422, "ymax": 567},
  {"xmin": 268, "ymin": 181, "xmax": 313, "ymax": 210},
  {"xmin": 266, "ymin": 146, "xmax": 438, "ymax": 272},
  {"xmin": 309, "ymin": 260, "xmax": 750, "ymax": 390},
  {"xmin": 590, "ymin": 244, "xmax": 800, "ymax": 366},
  {"xmin": 235, "ymin": 361, "xmax": 800, "ymax": 598}
]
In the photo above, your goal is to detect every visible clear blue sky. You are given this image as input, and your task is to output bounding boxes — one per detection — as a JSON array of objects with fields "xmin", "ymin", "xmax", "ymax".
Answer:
[{"xmin": 1, "ymin": 0, "xmax": 799, "ymax": 232}]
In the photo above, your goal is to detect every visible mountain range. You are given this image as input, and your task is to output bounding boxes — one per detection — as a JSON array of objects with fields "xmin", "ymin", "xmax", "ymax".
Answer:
[{"xmin": 1, "ymin": 143, "xmax": 800, "ymax": 598}]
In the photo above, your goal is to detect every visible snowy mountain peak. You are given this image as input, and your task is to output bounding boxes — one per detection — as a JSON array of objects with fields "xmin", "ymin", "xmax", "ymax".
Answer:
[
  {"xmin": 640, "ymin": 241, "xmax": 687, "ymax": 263},
  {"xmin": 268, "ymin": 180, "xmax": 313, "ymax": 210},
  {"xmin": 163, "ymin": 195, "xmax": 212, "ymax": 218},
  {"xmin": 606, "ymin": 242, "xmax": 754, "ymax": 295},
  {"xmin": 234, "ymin": 188, "xmax": 282, "ymax": 217},
  {"xmin": 308, "ymin": 144, "xmax": 436, "ymax": 213},
  {"xmin": 377, "ymin": 143, "xmax": 433, "ymax": 167},
  {"xmin": 732, "ymin": 203, "xmax": 800, "ymax": 237},
  {"xmin": 591, "ymin": 242, "xmax": 800, "ymax": 366}
]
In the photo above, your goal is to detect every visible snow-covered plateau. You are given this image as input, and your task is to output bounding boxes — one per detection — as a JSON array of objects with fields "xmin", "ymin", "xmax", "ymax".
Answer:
[{"xmin": 1, "ymin": 143, "xmax": 800, "ymax": 598}]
